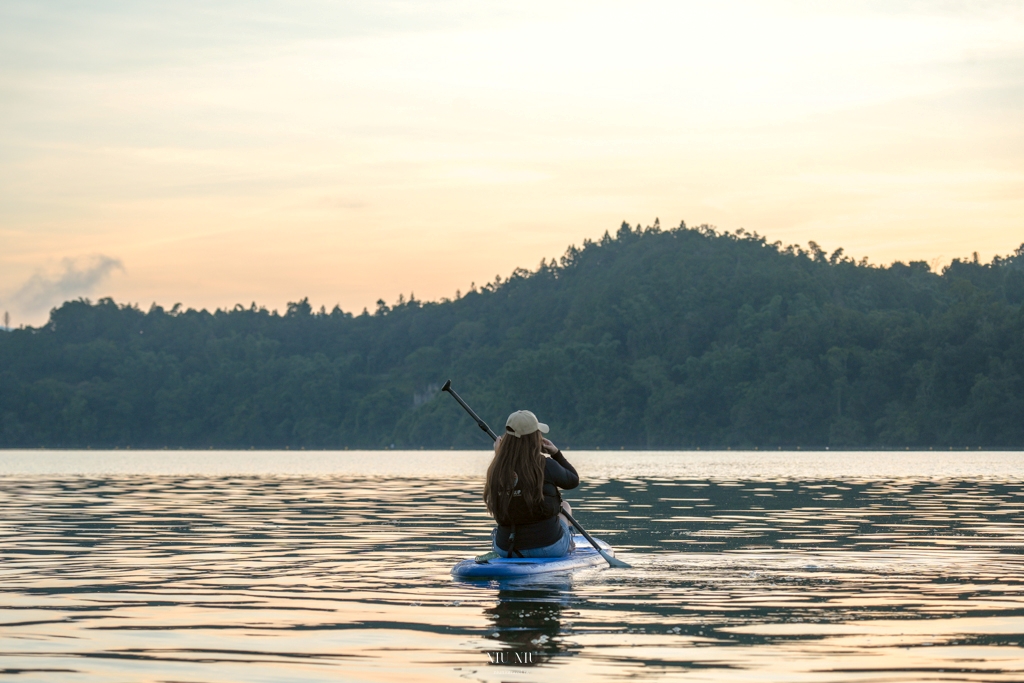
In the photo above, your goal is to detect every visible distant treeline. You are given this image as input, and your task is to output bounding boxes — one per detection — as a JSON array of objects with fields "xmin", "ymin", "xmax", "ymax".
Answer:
[{"xmin": 3, "ymin": 221, "xmax": 1024, "ymax": 449}]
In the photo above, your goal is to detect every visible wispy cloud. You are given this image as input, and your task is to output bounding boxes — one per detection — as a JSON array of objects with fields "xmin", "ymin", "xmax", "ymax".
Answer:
[{"xmin": 9, "ymin": 256, "xmax": 125, "ymax": 315}]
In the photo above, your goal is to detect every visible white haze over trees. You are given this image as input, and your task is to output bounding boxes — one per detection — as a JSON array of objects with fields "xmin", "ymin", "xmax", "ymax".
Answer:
[{"xmin": 2, "ymin": 256, "xmax": 124, "ymax": 323}]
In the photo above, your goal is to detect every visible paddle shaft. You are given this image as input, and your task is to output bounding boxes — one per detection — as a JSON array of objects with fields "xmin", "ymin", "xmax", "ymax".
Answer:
[
  {"xmin": 441, "ymin": 380, "xmax": 498, "ymax": 441},
  {"xmin": 440, "ymin": 379, "xmax": 630, "ymax": 569}
]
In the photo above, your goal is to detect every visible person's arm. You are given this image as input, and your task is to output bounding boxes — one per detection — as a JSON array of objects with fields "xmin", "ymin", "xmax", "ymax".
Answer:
[{"xmin": 542, "ymin": 438, "xmax": 579, "ymax": 490}]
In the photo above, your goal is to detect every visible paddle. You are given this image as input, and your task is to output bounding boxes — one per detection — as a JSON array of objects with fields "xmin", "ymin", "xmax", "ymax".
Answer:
[{"xmin": 441, "ymin": 379, "xmax": 631, "ymax": 569}]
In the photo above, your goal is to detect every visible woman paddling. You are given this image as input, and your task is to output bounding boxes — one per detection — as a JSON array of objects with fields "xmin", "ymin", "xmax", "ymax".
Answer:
[{"xmin": 484, "ymin": 410, "xmax": 579, "ymax": 558}]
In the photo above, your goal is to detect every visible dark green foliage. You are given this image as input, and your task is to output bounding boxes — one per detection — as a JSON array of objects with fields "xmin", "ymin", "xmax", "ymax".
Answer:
[{"xmin": 3, "ymin": 222, "xmax": 1024, "ymax": 449}]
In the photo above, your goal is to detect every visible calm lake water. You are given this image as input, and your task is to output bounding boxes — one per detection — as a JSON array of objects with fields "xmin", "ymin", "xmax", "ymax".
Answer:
[{"xmin": 2, "ymin": 450, "xmax": 1023, "ymax": 682}]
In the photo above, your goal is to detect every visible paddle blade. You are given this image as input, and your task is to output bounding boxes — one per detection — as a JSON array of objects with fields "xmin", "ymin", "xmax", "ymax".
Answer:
[{"xmin": 598, "ymin": 549, "xmax": 632, "ymax": 569}]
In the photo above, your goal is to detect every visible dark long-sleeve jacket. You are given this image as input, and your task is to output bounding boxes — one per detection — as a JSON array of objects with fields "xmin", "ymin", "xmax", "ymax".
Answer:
[{"xmin": 494, "ymin": 451, "xmax": 579, "ymax": 551}]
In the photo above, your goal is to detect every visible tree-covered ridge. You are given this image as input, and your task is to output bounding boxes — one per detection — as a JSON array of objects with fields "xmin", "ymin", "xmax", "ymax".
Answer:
[{"xmin": 3, "ymin": 222, "xmax": 1024, "ymax": 449}]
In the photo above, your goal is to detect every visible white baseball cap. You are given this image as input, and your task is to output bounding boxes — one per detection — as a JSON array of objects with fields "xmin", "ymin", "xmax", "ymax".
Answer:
[{"xmin": 505, "ymin": 410, "xmax": 549, "ymax": 437}]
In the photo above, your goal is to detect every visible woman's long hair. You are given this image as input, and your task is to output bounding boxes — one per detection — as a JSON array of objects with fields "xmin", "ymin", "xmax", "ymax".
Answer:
[{"xmin": 483, "ymin": 429, "xmax": 545, "ymax": 522}]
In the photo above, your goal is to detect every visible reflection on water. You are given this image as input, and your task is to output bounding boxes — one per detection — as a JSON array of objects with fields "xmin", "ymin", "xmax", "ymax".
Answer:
[
  {"xmin": 483, "ymin": 581, "xmax": 575, "ymax": 665},
  {"xmin": 1, "ymin": 452, "xmax": 1023, "ymax": 682}
]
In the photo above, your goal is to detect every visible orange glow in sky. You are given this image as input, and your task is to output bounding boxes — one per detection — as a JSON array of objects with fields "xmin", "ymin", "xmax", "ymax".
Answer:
[{"xmin": 2, "ymin": 1, "xmax": 1022, "ymax": 325}]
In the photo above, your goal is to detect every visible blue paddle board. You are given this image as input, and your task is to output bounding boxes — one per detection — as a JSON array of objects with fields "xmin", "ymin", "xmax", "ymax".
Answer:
[{"xmin": 452, "ymin": 534, "xmax": 615, "ymax": 579}]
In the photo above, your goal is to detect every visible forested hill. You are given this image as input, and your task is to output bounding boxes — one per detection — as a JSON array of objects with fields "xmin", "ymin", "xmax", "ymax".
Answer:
[{"xmin": 3, "ymin": 222, "xmax": 1024, "ymax": 450}]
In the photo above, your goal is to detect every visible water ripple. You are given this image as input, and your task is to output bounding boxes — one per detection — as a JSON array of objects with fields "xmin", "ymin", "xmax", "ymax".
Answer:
[{"xmin": 1, "ymin": 455, "xmax": 1023, "ymax": 681}]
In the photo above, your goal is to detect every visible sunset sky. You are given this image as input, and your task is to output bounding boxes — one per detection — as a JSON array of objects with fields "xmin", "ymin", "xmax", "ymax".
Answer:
[{"xmin": 2, "ymin": 1, "xmax": 1022, "ymax": 326}]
